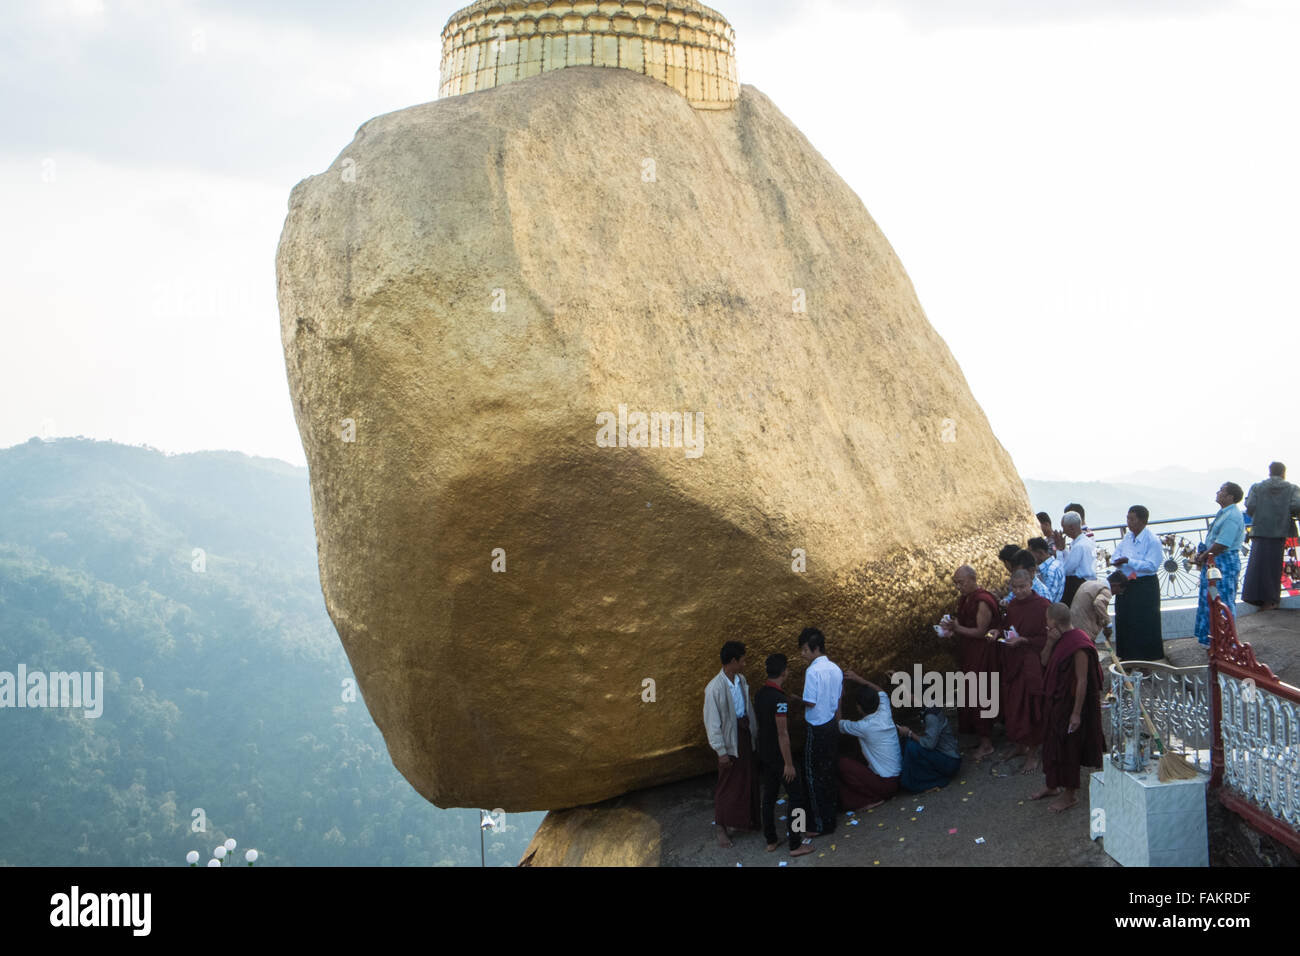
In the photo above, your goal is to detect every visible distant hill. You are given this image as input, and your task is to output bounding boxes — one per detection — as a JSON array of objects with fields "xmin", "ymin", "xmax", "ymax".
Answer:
[
  {"xmin": 0, "ymin": 437, "xmax": 542, "ymax": 866},
  {"xmin": 1025, "ymin": 478, "xmax": 1221, "ymax": 530}
]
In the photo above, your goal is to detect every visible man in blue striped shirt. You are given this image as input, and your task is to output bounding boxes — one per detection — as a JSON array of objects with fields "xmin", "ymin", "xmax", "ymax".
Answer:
[{"xmin": 1030, "ymin": 537, "xmax": 1065, "ymax": 603}]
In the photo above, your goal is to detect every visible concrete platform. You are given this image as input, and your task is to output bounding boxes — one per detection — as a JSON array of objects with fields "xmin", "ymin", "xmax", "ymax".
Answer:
[{"xmin": 1093, "ymin": 760, "xmax": 1209, "ymax": 867}]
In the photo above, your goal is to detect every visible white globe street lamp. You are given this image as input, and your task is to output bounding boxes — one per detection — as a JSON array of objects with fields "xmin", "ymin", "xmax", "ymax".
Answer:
[
  {"xmin": 186, "ymin": 850, "xmax": 199, "ymax": 866},
  {"xmin": 206, "ymin": 859, "xmax": 221, "ymax": 867},
  {"xmin": 244, "ymin": 849, "xmax": 258, "ymax": 866}
]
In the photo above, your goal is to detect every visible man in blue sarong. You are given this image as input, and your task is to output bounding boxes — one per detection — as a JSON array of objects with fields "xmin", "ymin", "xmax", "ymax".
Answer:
[{"xmin": 1194, "ymin": 482, "xmax": 1246, "ymax": 646}]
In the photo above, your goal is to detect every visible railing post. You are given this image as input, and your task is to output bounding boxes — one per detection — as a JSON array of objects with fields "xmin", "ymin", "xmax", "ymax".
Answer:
[
  {"xmin": 1209, "ymin": 656, "xmax": 1224, "ymax": 788},
  {"xmin": 1206, "ymin": 555, "xmax": 1225, "ymax": 787}
]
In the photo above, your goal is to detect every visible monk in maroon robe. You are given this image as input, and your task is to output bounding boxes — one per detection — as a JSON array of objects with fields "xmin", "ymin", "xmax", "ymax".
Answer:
[
  {"xmin": 1031, "ymin": 603, "xmax": 1106, "ymax": 812},
  {"xmin": 996, "ymin": 569, "xmax": 1050, "ymax": 773},
  {"xmin": 950, "ymin": 565, "xmax": 1001, "ymax": 761}
]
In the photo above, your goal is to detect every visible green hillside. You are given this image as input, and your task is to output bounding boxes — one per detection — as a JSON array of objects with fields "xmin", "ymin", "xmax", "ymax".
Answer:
[{"xmin": 0, "ymin": 437, "xmax": 541, "ymax": 866}]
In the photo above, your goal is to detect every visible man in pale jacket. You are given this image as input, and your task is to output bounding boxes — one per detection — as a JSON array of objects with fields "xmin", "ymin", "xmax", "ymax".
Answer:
[
  {"xmin": 1242, "ymin": 462, "xmax": 1300, "ymax": 610},
  {"xmin": 704, "ymin": 640, "xmax": 759, "ymax": 847}
]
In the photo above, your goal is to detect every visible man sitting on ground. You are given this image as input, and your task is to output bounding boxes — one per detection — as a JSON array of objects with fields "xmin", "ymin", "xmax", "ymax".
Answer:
[
  {"xmin": 836, "ymin": 670, "xmax": 902, "ymax": 811},
  {"xmin": 897, "ymin": 705, "xmax": 962, "ymax": 792}
]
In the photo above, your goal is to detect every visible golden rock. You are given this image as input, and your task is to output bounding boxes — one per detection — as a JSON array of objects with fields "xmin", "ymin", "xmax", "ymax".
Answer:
[{"xmin": 276, "ymin": 65, "xmax": 1033, "ymax": 812}]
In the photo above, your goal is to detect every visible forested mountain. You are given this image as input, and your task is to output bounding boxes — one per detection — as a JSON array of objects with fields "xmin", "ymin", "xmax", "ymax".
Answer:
[{"xmin": 0, "ymin": 438, "xmax": 541, "ymax": 866}]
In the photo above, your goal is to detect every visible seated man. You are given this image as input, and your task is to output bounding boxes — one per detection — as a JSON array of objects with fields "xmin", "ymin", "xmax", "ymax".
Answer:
[
  {"xmin": 897, "ymin": 705, "xmax": 962, "ymax": 792},
  {"xmin": 835, "ymin": 670, "xmax": 901, "ymax": 811}
]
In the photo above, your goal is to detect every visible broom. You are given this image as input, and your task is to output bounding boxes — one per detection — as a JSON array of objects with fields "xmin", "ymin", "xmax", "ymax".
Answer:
[{"xmin": 1099, "ymin": 634, "xmax": 1199, "ymax": 782}]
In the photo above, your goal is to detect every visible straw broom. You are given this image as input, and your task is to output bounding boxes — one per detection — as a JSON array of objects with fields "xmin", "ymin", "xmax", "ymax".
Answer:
[{"xmin": 1100, "ymin": 634, "xmax": 1199, "ymax": 782}]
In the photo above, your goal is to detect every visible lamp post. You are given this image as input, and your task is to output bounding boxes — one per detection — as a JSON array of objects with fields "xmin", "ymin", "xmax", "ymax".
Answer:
[{"xmin": 479, "ymin": 810, "xmax": 498, "ymax": 867}]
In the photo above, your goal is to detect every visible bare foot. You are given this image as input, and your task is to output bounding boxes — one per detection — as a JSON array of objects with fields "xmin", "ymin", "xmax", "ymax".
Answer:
[
  {"xmin": 859, "ymin": 800, "xmax": 885, "ymax": 811},
  {"xmin": 766, "ymin": 842, "xmax": 780, "ymax": 852},
  {"xmin": 973, "ymin": 745, "xmax": 995, "ymax": 762},
  {"xmin": 1028, "ymin": 787, "xmax": 1061, "ymax": 801},
  {"xmin": 716, "ymin": 826, "xmax": 733, "ymax": 848},
  {"xmin": 1049, "ymin": 795, "xmax": 1079, "ymax": 812},
  {"xmin": 993, "ymin": 743, "xmax": 1024, "ymax": 764},
  {"xmin": 790, "ymin": 840, "xmax": 815, "ymax": 857},
  {"xmin": 1021, "ymin": 759, "xmax": 1040, "ymax": 775}
]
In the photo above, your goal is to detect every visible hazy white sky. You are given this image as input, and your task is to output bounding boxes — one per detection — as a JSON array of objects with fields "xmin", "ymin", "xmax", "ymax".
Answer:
[{"xmin": 4, "ymin": 0, "xmax": 1295, "ymax": 481}]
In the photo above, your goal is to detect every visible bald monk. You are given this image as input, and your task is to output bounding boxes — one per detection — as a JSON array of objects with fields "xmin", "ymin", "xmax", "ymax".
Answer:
[
  {"xmin": 950, "ymin": 565, "xmax": 1001, "ymax": 761},
  {"xmin": 996, "ymin": 569, "xmax": 1050, "ymax": 773},
  {"xmin": 1031, "ymin": 603, "xmax": 1106, "ymax": 812}
]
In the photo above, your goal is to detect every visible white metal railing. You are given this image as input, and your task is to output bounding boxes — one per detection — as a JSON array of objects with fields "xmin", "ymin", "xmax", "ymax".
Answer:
[
  {"xmin": 1216, "ymin": 673, "xmax": 1300, "ymax": 828},
  {"xmin": 1109, "ymin": 662, "xmax": 1211, "ymax": 772}
]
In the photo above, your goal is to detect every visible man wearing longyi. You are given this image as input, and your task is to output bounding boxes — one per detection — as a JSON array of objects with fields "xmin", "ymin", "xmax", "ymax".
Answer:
[
  {"xmin": 703, "ymin": 641, "xmax": 759, "ymax": 848},
  {"xmin": 1110, "ymin": 505, "xmax": 1164, "ymax": 661},
  {"xmin": 798, "ymin": 628, "xmax": 843, "ymax": 838}
]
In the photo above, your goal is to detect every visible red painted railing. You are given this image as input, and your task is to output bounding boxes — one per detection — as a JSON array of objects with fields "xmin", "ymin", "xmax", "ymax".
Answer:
[{"xmin": 1205, "ymin": 557, "xmax": 1300, "ymax": 853}]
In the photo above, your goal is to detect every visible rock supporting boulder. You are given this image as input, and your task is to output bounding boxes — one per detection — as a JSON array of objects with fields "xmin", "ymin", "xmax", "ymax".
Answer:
[{"xmin": 277, "ymin": 64, "xmax": 1034, "ymax": 812}]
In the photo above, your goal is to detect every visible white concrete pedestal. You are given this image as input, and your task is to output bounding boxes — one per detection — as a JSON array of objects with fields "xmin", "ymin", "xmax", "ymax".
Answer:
[{"xmin": 1090, "ymin": 758, "xmax": 1208, "ymax": 866}]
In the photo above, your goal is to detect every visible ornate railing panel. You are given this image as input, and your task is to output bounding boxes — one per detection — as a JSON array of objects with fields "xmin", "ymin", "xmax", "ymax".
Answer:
[
  {"xmin": 1109, "ymin": 662, "xmax": 1211, "ymax": 772},
  {"xmin": 1216, "ymin": 674, "xmax": 1300, "ymax": 827},
  {"xmin": 1206, "ymin": 562, "xmax": 1300, "ymax": 852}
]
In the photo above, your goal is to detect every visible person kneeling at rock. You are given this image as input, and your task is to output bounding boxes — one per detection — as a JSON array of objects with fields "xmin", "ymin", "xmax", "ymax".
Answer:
[
  {"xmin": 836, "ymin": 671, "xmax": 901, "ymax": 811},
  {"xmin": 897, "ymin": 705, "xmax": 962, "ymax": 792}
]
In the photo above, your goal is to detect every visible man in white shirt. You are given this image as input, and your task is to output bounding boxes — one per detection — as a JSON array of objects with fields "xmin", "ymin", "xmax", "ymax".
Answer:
[
  {"xmin": 836, "ymin": 670, "xmax": 901, "ymax": 810},
  {"xmin": 799, "ymin": 627, "xmax": 843, "ymax": 838},
  {"xmin": 1057, "ymin": 511, "xmax": 1097, "ymax": 607},
  {"xmin": 1110, "ymin": 505, "xmax": 1165, "ymax": 661}
]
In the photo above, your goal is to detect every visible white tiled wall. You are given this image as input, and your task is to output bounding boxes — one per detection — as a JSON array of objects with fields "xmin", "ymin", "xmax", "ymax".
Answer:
[{"xmin": 1097, "ymin": 759, "xmax": 1208, "ymax": 867}]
